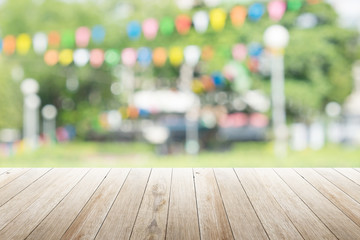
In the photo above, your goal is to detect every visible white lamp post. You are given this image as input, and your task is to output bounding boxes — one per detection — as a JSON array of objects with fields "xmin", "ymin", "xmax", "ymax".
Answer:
[
  {"xmin": 183, "ymin": 45, "xmax": 201, "ymax": 155},
  {"xmin": 21, "ymin": 78, "xmax": 41, "ymax": 149},
  {"xmin": 42, "ymin": 104, "xmax": 57, "ymax": 143},
  {"xmin": 264, "ymin": 25, "xmax": 290, "ymax": 157}
]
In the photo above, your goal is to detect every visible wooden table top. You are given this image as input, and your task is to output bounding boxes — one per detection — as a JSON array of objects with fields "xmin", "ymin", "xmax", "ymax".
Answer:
[{"xmin": 0, "ymin": 168, "xmax": 360, "ymax": 239}]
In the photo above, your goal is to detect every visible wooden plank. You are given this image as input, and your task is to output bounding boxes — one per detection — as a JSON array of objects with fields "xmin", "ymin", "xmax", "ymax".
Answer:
[
  {"xmin": 0, "ymin": 168, "xmax": 74, "ymax": 230},
  {"xmin": 315, "ymin": 168, "xmax": 360, "ymax": 204},
  {"xmin": 95, "ymin": 168, "xmax": 151, "ymax": 240},
  {"xmin": 255, "ymin": 169, "xmax": 337, "ymax": 240},
  {"xmin": 27, "ymin": 168, "xmax": 110, "ymax": 240},
  {"xmin": 0, "ymin": 168, "xmax": 29, "ymax": 188},
  {"xmin": 130, "ymin": 168, "xmax": 172, "ymax": 240},
  {"xmin": 214, "ymin": 168, "xmax": 268, "ymax": 240},
  {"xmin": 166, "ymin": 168, "xmax": 200, "ymax": 240},
  {"xmin": 275, "ymin": 168, "xmax": 360, "ymax": 239},
  {"xmin": 295, "ymin": 168, "xmax": 360, "ymax": 227},
  {"xmin": 194, "ymin": 168, "xmax": 234, "ymax": 240},
  {"xmin": 0, "ymin": 168, "xmax": 50, "ymax": 206},
  {"xmin": 0, "ymin": 168, "xmax": 89, "ymax": 240},
  {"xmin": 235, "ymin": 168, "xmax": 302, "ymax": 240},
  {"xmin": 0, "ymin": 168, "xmax": 11, "ymax": 176},
  {"xmin": 336, "ymin": 168, "xmax": 360, "ymax": 185},
  {"xmin": 61, "ymin": 168, "xmax": 130, "ymax": 240}
]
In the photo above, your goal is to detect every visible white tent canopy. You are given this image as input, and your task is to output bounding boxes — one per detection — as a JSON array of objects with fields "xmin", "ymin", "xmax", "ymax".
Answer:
[{"xmin": 133, "ymin": 90, "xmax": 200, "ymax": 113}]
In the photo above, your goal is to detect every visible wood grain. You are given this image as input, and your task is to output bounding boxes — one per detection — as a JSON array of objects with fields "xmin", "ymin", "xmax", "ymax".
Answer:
[
  {"xmin": 315, "ymin": 168, "xmax": 360, "ymax": 204},
  {"xmin": 0, "ymin": 168, "xmax": 29, "ymax": 188},
  {"xmin": 296, "ymin": 168, "xmax": 360, "ymax": 227},
  {"xmin": 166, "ymin": 168, "xmax": 200, "ymax": 240},
  {"xmin": 235, "ymin": 168, "xmax": 302, "ymax": 240},
  {"xmin": 95, "ymin": 168, "xmax": 151, "ymax": 240},
  {"xmin": 0, "ymin": 168, "xmax": 50, "ymax": 207},
  {"xmin": 27, "ymin": 168, "xmax": 110, "ymax": 240},
  {"xmin": 336, "ymin": 168, "xmax": 360, "ymax": 185},
  {"xmin": 130, "ymin": 168, "xmax": 172, "ymax": 240},
  {"xmin": 194, "ymin": 168, "xmax": 234, "ymax": 240},
  {"xmin": 0, "ymin": 168, "xmax": 73, "ymax": 230},
  {"xmin": 0, "ymin": 168, "xmax": 358, "ymax": 240},
  {"xmin": 61, "ymin": 168, "xmax": 130, "ymax": 240},
  {"xmin": 0, "ymin": 168, "xmax": 11, "ymax": 176},
  {"xmin": 214, "ymin": 168, "xmax": 268, "ymax": 240},
  {"xmin": 0, "ymin": 168, "xmax": 88, "ymax": 240},
  {"xmin": 276, "ymin": 168, "xmax": 360, "ymax": 239},
  {"xmin": 255, "ymin": 168, "xmax": 336, "ymax": 240}
]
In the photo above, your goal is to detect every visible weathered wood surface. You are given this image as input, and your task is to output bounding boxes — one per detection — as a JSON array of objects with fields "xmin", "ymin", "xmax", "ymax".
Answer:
[
  {"xmin": 166, "ymin": 168, "xmax": 200, "ymax": 240},
  {"xmin": 0, "ymin": 168, "xmax": 359, "ymax": 240},
  {"xmin": 236, "ymin": 168, "xmax": 302, "ymax": 240}
]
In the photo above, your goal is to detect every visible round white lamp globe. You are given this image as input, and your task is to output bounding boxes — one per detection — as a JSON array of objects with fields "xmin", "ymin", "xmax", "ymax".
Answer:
[
  {"xmin": 25, "ymin": 94, "xmax": 41, "ymax": 109},
  {"xmin": 21, "ymin": 78, "xmax": 39, "ymax": 95},
  {"xmin": 263, "ymin": 25, "xmax": 290, "ymax": 49},
  {"xmin": 42, "ymin": 104, "xmax": 58, "ymax": 120},
  {"xmin": 325, "ymin": 102, "xmax": 341, "ymax": 118}
]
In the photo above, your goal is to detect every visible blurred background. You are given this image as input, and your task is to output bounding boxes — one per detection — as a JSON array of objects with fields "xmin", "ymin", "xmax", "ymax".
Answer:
[{"xmin": 0, "ymin": 0, "xmax": 360, "ymax": 167}]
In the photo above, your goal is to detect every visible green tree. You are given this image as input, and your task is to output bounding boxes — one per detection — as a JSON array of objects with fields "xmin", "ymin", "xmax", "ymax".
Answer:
[{"xmin": 0, "ymin": 0, "xmax": 358, "ymax": 133}]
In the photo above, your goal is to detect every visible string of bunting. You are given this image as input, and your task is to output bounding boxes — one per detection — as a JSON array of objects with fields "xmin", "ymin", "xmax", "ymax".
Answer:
[
  {"xmin": 39, "ymin": 43, "xmax": 261, "ymax": 68},
  {"xmin": 0, "ymin": 0, "xmax": 322, "ymax": 68}
]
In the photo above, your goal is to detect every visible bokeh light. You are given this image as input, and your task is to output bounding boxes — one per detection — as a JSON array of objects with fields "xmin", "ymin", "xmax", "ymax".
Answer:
[
  {"xmin": 3, "ymin": 35, "xmax": 16, "ymax": 55},
  {"xmin": 90, "ymin": 49, "xmax": 105, "ymax": 68},
  {"xmin": 59, "ymin": 49, "xmax": 73, "ymax": 66},
  {"xmin": 44, "ymin": 50, "xmax": 59, "ymax": 66}
]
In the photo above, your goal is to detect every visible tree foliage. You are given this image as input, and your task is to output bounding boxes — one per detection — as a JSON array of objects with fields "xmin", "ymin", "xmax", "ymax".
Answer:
[{"xmin": 0, "ymin": 0, "xmax": 358, "ymax": 132}]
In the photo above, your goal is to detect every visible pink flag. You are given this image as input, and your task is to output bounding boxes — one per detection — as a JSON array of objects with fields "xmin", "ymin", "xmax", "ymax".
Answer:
[
  {"xmin": 268, "ymin": 1, "xmax": 287, "ymax": 21},
  {"xmin": 76, "ymin": 27, "xmax": 91, "ymax": 47}
]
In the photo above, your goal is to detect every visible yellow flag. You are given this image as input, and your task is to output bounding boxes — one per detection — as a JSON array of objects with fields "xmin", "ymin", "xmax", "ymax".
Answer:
[
  {"xmin": 59, "ymin": 49, "xmax": 73, "ymax": 66},
  {"xmin": 169, "ymin": 47, "xmax": 183, "ymax": 66},
  {"xmin": 16, "ymin": 34, "xmax": 32, "ymax": 55},
  {"xmin": 210, "ymin": 8, "xmax": 227, "ymax": 32}
]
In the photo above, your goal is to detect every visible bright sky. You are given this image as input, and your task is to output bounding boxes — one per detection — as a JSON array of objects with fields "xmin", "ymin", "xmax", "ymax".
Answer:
[{"xmin": 326, "ymin": 0, "xmax": 360, "ymax": 29}]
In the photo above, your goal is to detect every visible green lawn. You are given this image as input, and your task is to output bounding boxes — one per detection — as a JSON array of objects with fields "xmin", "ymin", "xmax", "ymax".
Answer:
[{"xmin": 0, "ymin": 141, "xmax": 359, "ymax": 168}]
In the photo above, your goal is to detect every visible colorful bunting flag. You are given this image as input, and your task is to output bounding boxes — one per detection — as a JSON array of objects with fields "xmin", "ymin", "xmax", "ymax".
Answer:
[
  {"xmin": 92, "ymin": 25, "xmax": 106, "ymax": 44},
  {"xmin": 175, "ymin": 14, "xmax": 192, "ymax": 35},
  {"xmin": 16, "ymin": 34, "xmax": 31, "ymax": 55},
  {"xmin": 90, "ymin": 49, "xmax": 105, "ymax": 68},
  {"xmin": 44, "ymin": 49, "xmax": 59, "ymax": 66},
  {"xmin": 105, "ymin": 49, "xmax": 120, "ymax": 66},
  {"xmin": 193, "ymin": 11, "xmax": 209, "ymax": 33},
  {"xmin": 59, "ymin": 49, "xmax": 74, "ymax": 66},
  {"xmin": 160, "ymin": 17, "xmax": 175, "ymax": 36},
  {"xmin": 48, "ymin": 31, "xmax": 61, "ymax": 48},
  {"xmin": 143, "ymin": 18, "xmax": 159, "ymax": 40},
  {"xmin": 3, "ymin": 35, "xmax": 16, "ymax": 56},
  {"xmin": 210, "ymin": 8, "xmax": 227, "ymax": 31},
  {"xmin": 121, "ymin": 48, "xmax": 137, "ymax": 67},
  {"xmin": 127, "ymin": 21, "xmax": 142, "ymax": 40},
  {"xmin": 169, "ymin": 46, "xmax": 183, "ymax": 66},
  {"xmin": 76, "ymin": 27, "xmax": 91, "ymax": 47},
  {"xmin": 230, "ymin": 6, "xmax": 247, "ymax": 27},
  {"xmin": 153, "ymin": 47, "xmax": 167, "ymax": 67}
]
